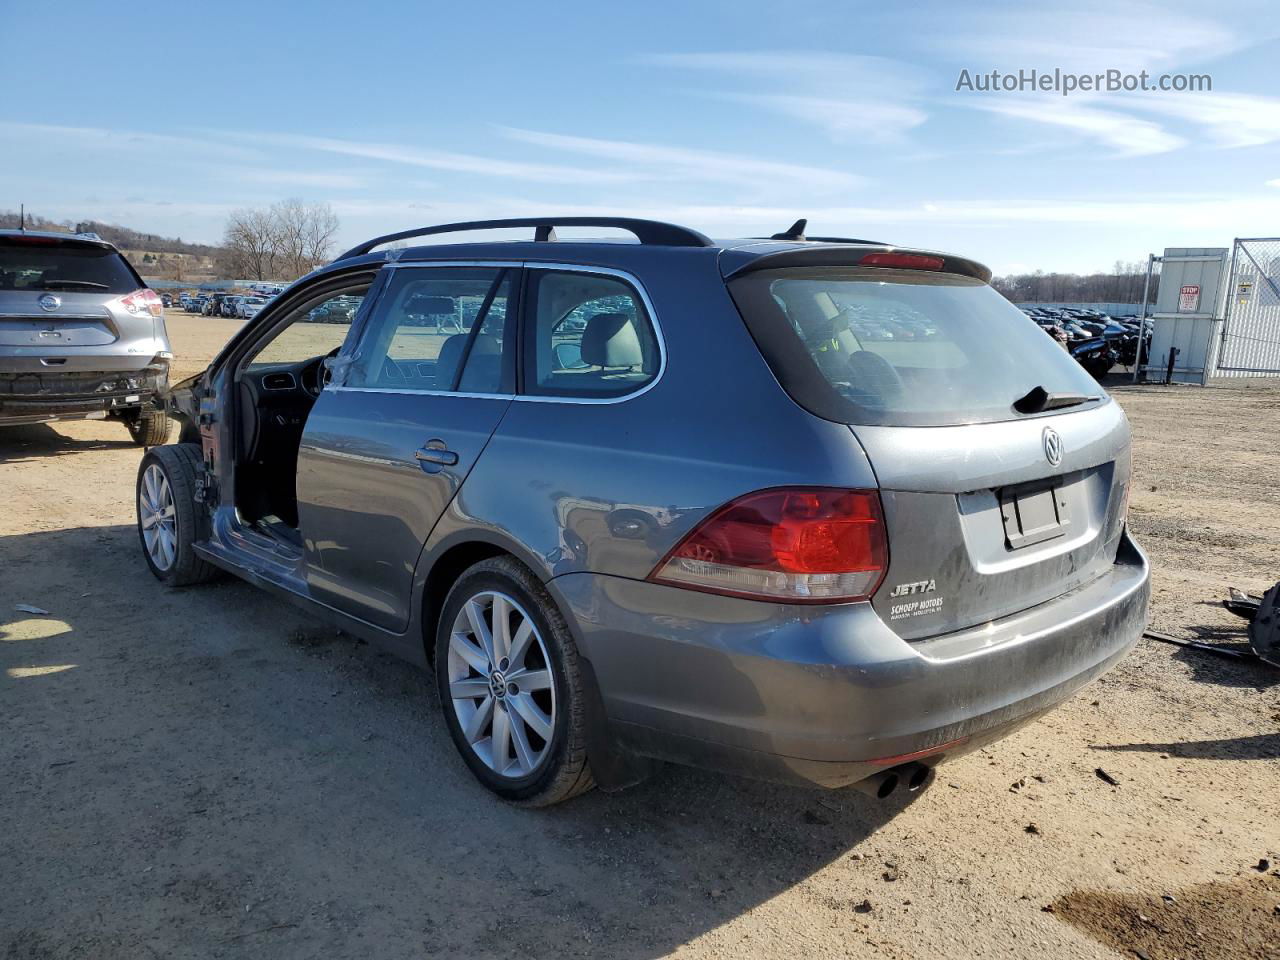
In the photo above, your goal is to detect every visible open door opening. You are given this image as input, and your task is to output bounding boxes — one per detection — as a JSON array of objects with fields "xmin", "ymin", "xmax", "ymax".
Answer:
[{"xmin": 232, "ymin": 282, "xmax": 371, "ymax": 535}]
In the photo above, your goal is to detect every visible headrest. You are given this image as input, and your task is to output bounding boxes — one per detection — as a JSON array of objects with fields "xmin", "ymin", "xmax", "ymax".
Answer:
[
  {"xmin": 435, "ymin": 334, "xmax": 469, "ymax": 386},
  {"xmin": 581, "ymin": 313, "xmax": 642, "ymax": 368},
  {"xmin": 437, "ymin": 331, "xmax": 501, "ymax": 382},
  {"xmin": 467, "ymin": 332, "xmax": 502, "ymax": 355},
  {"xmin": 845, "ymin": 350, "xmax": 902, "ymax": 407}
]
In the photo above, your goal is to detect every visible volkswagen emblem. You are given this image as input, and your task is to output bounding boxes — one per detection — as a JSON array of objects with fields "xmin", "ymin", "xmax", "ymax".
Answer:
[
  {"xmin": 1042, "ymin": 427, "xmax": 1064, "ymax": 467},
  {"xmin": 37, "ymin": 294, "xmax": 61, "ymax": 312}
]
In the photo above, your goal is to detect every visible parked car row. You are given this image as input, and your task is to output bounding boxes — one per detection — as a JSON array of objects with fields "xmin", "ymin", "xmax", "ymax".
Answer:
[
  {"xmin": 1021, "ymin": 306, "xmax": 1149, "ymax": 380},
  {"xmin": 306, "ymin": 294, "xmax": 362, "ymax": 324},
  {"xmin": 175, "ymin": 292, "xmax": 276, "ymax": 320}
]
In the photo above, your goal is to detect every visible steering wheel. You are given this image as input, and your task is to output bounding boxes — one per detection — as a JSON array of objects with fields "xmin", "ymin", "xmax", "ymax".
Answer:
[{"xmin": 301, "ymin": 348, "xmax": 342, "ymax": 397}]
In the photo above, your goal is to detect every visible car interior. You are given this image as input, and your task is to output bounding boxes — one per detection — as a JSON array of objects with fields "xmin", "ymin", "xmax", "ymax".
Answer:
[
  {"xmin": 528, "ymin": 271, "xmax": 658, "ymax": 396},
  {"xmin": 234, "ymin": 281, "xmax": 370, "ymax": 533},
  {"xmin": 229, "ymin": 268, "xmax": 661, "ymax": 538}
]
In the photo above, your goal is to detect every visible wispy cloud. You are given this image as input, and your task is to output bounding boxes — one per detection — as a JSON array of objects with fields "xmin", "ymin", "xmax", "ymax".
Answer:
[
  {"xmin": 645, "ymin": 51, "xmax": 925, "ymax": 89},
  {"xmin": 714, "ymin": 94, "xmax": 927, "ymax": 143},
  {"xmin": 222, "ymin": 131, "xmax": 635, "ymax": 185},
  {"xmin": 915, "ymin": 4, "xmax": 1280, "ymax": 154},
  {"xmin": 1129, "ymin": 90, "xmax": 1280, "ymax": 148},
  {"xmin": 496, "ymin": 127, "xmax": 865, "ymax": 191},
  {"xmin": 0, "ymin": 121, "xmax": 257, "ymax": 161},
  {"xmin": 966, "ymin": 99, "xmax": 1185, "ymax": 155},
  {"xmin": 920, "ymin": 2, "xmax": 1248, "ymax": 74},
  {"xmin": 237, "ymin": 169, "xmax": 370, "ymax": 190},
  {"xmin": 644, "ymin": 51, "xmax": 929, "ymax": 142}
]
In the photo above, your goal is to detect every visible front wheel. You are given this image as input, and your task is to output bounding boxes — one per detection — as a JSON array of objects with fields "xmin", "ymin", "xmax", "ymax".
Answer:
[
  {"xmin": 136, "ymin": 444, "xmax": 219, "ymax": 586},
  {"xmin": 435, "ymin": 557, "xmax": 595, "ymax": 806}
]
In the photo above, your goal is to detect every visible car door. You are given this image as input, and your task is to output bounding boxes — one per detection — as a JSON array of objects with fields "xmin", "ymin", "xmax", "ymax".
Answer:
[{"xmin": 295, "ymin": 263, "xmax": 518, "ymax": 631}]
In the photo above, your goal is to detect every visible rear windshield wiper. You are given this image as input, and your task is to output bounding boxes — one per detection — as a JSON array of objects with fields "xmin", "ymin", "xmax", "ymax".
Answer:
[
  {"xmin": 1013, "ymin": 386, "xmax": 1101, "ymax": 415},
  {"xmin": 36, "ymin": 279, "xmax": 110, "ymax": 291}
]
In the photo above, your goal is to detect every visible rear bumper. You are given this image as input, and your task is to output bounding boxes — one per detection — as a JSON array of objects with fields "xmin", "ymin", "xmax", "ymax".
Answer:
[
  {"xmin": 0, "ymin": 359, "xmax": 168, "ymax": 425},
  {"xmin": 548, "ymin": 531, "xmax": 1150, "ymax": 788}
]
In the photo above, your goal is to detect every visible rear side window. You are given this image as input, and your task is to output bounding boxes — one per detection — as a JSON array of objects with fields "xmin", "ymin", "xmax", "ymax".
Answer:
[
  {"xmin": 523, "ymin": 270, "xmax": 659, "ymax": 398},
  {"xmin": 729, "ymin": 267, "xmax": 1104, "ymax": 427},
  {"xmin": 0, "ymin": 239, "xmax": 140, "ymax": 294},
  {"xmin": 348, "ymin": 267, "xmax": 513, "ymax": 394}
]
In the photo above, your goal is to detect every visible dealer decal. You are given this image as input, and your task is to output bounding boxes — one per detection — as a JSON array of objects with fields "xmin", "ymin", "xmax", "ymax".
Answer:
[{"xmin": 887, "ymin": 579, "xmax": 944, "ymax": 620}]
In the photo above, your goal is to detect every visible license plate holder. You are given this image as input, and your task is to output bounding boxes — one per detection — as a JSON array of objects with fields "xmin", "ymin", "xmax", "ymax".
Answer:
[{"xmin": 998, "ymin": 480, "xmax": 1069, "ymax": 549}]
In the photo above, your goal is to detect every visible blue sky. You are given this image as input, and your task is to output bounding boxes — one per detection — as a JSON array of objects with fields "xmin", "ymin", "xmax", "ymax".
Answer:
[{"xmin": 2, "ymin": 0, "xmax": 1278, "ymax": 273}]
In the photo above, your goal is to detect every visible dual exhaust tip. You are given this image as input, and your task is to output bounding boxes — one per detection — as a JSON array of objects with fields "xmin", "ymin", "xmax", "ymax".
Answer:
[{"xmin": 852, "ymin": 761, "xmax": 935, "ymax": 800}]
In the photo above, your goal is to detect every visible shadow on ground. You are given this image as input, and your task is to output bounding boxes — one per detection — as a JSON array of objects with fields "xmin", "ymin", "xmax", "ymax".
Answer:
[
  {"xmin": 0, "ymin": 421, "xmax": 136, "ymax": 463},
  {"xmin": 1091, "ymin": 732, "xmax": 1280, "ymax": 761},
  {"xmin": 1164, "ymin": 638, "xmax": 1280, "ymax": 691},
  {"xmin": 1, "ymin": 523, "xmax": 918, "ymax": 959}
]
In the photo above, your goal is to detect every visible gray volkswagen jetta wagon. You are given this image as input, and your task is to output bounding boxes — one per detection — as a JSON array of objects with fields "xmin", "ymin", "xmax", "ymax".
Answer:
[{"xmin": 138, "ymin": 217, "xmax": 1149, "ymax": 805}]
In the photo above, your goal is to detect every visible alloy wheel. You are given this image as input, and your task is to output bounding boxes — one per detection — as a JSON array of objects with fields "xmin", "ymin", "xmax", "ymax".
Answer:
[
  {"xmin": 446, "ymin": 590, "xmax": 556, "ymax": 779},
  {"xmin": 139, "ymin": 463, "xmax": 178, "ymax": 571}
]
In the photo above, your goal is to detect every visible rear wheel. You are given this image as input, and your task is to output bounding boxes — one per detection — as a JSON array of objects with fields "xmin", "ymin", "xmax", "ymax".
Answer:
[
  {"xmin": 124, "ymin": 409, "xmax": 171, "ymax": 447},
  {"xmin": 136, "ymin": 444, "xmax": 219, "ymax": 586},
  {"xmin": 435, "ymin": 557, "xmax": 595, "ymax": 806}
]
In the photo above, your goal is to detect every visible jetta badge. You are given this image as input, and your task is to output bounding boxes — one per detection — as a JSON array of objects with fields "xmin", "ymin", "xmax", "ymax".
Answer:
[
  {"xmin": 37, "ymin": 294, "xmax": 61, "ymax": 312},
  {"xmin": 1043, "ymin": 427, "xmax": 1063, "ymax": 467}
]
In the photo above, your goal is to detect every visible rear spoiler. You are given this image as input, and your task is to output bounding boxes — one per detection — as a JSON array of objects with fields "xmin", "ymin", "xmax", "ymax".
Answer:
[
  {"xmin": 0, "ymin": 231, "xmax": 119, "ymax": 251},
  {"xmin": 722, "ymin": 245, "xmax": 992, "ymax": 284}
]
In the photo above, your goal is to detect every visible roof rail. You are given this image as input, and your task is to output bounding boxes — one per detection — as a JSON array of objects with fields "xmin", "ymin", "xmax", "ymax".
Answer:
[{"xmin": 335, "ymin": 217, "xmax": 715, "ymax": 261}]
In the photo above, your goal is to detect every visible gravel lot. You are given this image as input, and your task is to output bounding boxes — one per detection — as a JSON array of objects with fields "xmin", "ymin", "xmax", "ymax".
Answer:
[{"xmin": 2, "ymin": 315, "xmax": 1277, "ymax": 959}]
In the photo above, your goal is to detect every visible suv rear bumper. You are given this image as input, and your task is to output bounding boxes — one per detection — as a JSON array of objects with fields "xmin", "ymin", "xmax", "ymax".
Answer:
[
  {"xmin": 0, "ymin": 358, "xmax": 168, "ymax": 425},
  {"xmin": 549, "ymin": 530, "xmax": 1150, "ymax": 788}
]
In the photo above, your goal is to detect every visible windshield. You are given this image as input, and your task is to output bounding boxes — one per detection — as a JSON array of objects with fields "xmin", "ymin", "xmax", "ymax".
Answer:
[
  {"xmin": 0, "ymin": 239, "xmax": 140, "ymax": 293},
  {"xmin": 729, "ymin": 267, "xmax": 1104, "ymax": 427}
]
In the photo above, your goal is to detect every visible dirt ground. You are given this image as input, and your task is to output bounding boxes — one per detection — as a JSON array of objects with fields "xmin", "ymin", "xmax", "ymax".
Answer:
[{"xmin": 2, "ymin": 315, "xmax": 1277, "ymax": 959}]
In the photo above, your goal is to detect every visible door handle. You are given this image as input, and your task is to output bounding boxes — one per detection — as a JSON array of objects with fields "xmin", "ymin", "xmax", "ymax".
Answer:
[{"xmin": 414, "ymin": 439, "xmax": 459, "ymax": 472}]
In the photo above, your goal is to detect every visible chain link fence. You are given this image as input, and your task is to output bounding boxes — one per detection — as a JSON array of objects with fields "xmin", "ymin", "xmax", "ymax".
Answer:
[{"xmin": 1220, "ymin": 238, "xmax": 1280, "ymax": 374}]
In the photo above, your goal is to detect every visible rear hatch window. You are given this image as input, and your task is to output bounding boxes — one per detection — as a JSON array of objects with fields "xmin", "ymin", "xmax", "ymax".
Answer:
[
  {"xmin": 728, "ymin": 266, "xmax": 1104, "ymax": 426},
  {"xmin": 0, "ymin": 238, "xmax": 140, "ymax": 294}
]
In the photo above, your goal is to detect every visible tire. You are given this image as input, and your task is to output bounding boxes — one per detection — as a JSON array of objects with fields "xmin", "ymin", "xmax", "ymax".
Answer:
[
  {"xmin": 125, "ymin": 409, "xmax": 171, "ymax": 447},
  {"xmin": 136, "ymin": 444, "xmax": 219, "ymax": 587},
  {"xmin": 435, "ymin": 556, "xmax": 595, "ymax": 806}
]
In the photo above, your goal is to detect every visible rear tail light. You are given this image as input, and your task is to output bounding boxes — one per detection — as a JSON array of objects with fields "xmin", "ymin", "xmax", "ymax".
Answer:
[
  {"xmin": 110, "ymin": 288, "xmax": 164, "ymax": 318},
  {"xmin": 649, "ymin": 488, "xmax": 888, "ymax": 603},
  {"xmin": 859, "ymin": 252, "xmax": 944, "ymax": 270}
]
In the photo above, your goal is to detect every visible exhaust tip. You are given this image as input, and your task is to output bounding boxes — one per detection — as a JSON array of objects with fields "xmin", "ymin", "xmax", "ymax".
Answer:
[
  {"xmin": 905, "ymin": 763, "xmax": 934, "ymax": 792},
  {"xmin": 875, "ymin": 772, "xmax": 900, "ymax": 799}
]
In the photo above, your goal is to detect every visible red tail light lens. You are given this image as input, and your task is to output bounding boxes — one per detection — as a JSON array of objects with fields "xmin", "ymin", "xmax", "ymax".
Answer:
[
  {"xmin": 650, "ymin": 488, "xmax": 888, "ymax": 603},
  {"xmin": 110, "ymin": 288, "xmax": 164, "ymax": 318},
  {"xmin": 859, "ymin": 252, "xmax": 944, "ymax": 270}
]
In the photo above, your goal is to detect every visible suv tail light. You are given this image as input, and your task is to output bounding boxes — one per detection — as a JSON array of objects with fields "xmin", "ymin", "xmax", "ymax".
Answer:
[
  {"xmin": 649, "ymin": 488, "xmax": 888, "ymax": 603},
  {"xmin": 110, "ymin": 288, "xmax": 164, "ymax": 318}
]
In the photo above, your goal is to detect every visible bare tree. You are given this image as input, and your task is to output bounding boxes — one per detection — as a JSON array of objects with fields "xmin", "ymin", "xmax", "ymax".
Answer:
[
  {"xmin": 270, "ymin": 199, "xmax": 339, "ymax": 278},
  {"xmin": 220, "ymin": 200, "xmax": 339, "ymax": 281},
  {"xmin": 222, "ymin": 208, "xmax": 279, "ymax": 280}
]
